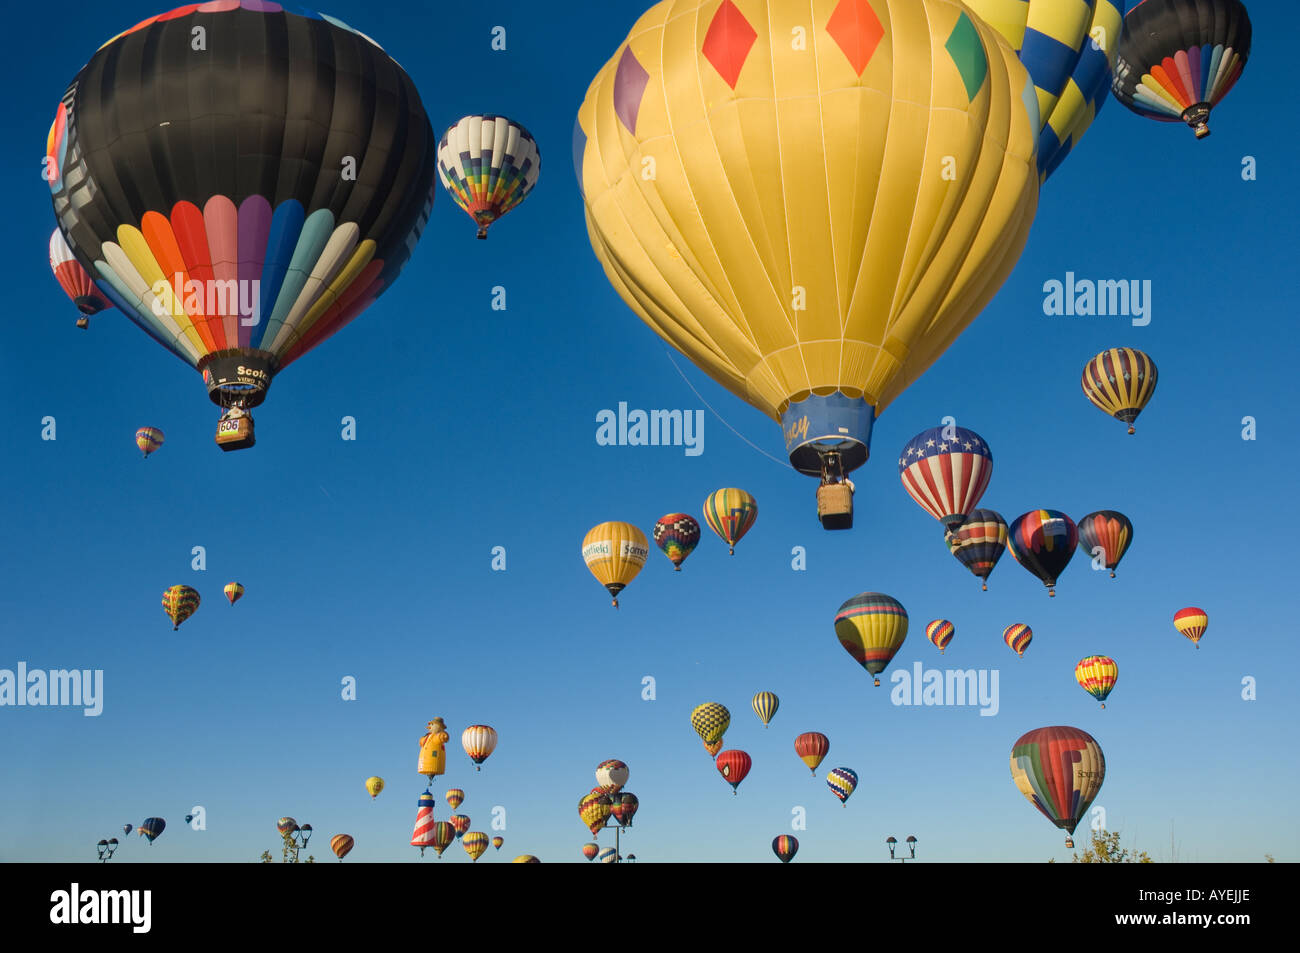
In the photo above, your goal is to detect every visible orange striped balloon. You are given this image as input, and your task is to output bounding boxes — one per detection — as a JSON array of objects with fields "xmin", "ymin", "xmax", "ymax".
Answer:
[
  {"xmin": 1075, "ymin": 655, "xmax": 1118, "ymax": 708},
  {"xmin": 702, "ymin": 488, "xmax": 757, "ymax": 555},
  {"xmin": 1173, "ymin": 607, "xmax": 1208, "ymax": 648},
  {"xmin": 329, "ymin": 834, "xmax": 354, "ymax": 861},
  {"xmin": 1004, "ymin": 623, "xmax": 1033, "ymax": 658}
]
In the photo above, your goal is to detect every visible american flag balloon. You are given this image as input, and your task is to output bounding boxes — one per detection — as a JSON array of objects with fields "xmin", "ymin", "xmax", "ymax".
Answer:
[{"xmin": 899, "ymin": 426, "xmax": 993, "ymax": 532}]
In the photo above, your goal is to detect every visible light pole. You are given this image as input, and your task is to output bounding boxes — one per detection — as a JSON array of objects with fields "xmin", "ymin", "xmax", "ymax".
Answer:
[
  {"xmin": 886, "ymin": 835, "xmax": 917, "ymax": 862},
  {"xmin": 96, "ymin": 838, "xmax": 119, "ymax": 862}
]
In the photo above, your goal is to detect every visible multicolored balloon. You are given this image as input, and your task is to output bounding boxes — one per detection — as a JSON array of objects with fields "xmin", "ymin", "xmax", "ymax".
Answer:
[
  {"xmin": 49, "ymin": 227, "xmax": 109, "ymax": 328},
  {"xmin": 752, "ymin": 692, "xmax": 779, "ymax": 727},
  {"xmin": 1174, "ymin": 607, "xmax": 1208, "ymax": 648},
  {"xmin": 449, "ymin": 815, "xmax": 471, "ymax": 839},
  {"xmin": 1078, "ymin": 511, "xmax": 1133, "ymax": 578},
  {"xmin": 445, "ymin": 788, "xmax": 465, "ymax": 811},
  {"xmin": 582, "ymin": 522, "xmax": 649, "ymax": 608},
  {"xmin": 582, "ymin": 842, "xmax": 600, "ymax": 861},
  {"xmin": 598, "ymin": 847, "xmax": 618, "ymax": 864},
  {"xmin": 161, "ymin": 585, "xmax": 199, "ymax": 631},
  {"xmin": 437, "ymin": 115, "xmax": 540, "ymax": 239},
  {"xmin": 276, "ymin": 817, "xmax": 298, "ymax": 837},
  {"xmin": 330, "ymin": 834, "xmax": 354, "ymax": 861},
  {"xmin": 834, "ymin": 592, "xmax": 909, "ymax": 686},
  {"xmin": 1010, "ymin": 726, "xmax": 1105, "ymax": 846},
  {"xmin": 365, "ymin": 776, "xmax": 384, "ymax": 799},
  {"xmin": 899, "ymin": 426, "xmax": 993, "ymax": 534},
  {"xmin": 463, "ymin": 831, "xmax": 490, "ymax": 863},
  {"xmin": 772, "ymin": 835, "xmax": 799, "ymax": 864},
  {"xmin": 596, "ymin": 760, "xmax": 629, "ymax": 793},
  {"xmin": 715, "ymin": 750, "xmax": 752, "ymax": 794},
  {"xmin": 512, "ymin": 855, "xmax": 540, "ymax": 863},
  {"xmin": 610, "ymin": 792, "xmax": 639, "ymax": 827},
  {"xmin": 492, "ymin": 836, "xmax": 504, "ymax": 851},
  {"xmin": 794, "ymin": 732, "xmax": 830, "ymax": 776},
  {"xmin": 135, "ymin": 427, "xmax": 164, "ymax": 459},
  {"xmin": 1112, "ymin": 0, "xmax": 1251, "ymax": 139},
  {"xmin": 1075, "ymin": 656, "xmax": 1118, "ymax": 708},
  {"xmin": 926, "ymin": 620, "xmax": 955, "ymax": 655},
  {"xmin": 702, "ymin": 489, "xmax": 757, "ymax": 555},
  {"xmin": 826, "ymin": 768, "xmax": 858, "ymax": 806},
  {"xmin": 947, "ymin": 509, "xmax": 1008, "ymax": 591},
  {"xmin": 1004, "ymin": 623, "xmax": 1034, "ymax": 658},
  {"xmin": 430, "ymin": 822, "xmax": 456, "ymax": 859},
  {"xmin": 579, "ymin": 790, "xmax": 612, "ymax": 836},
  {"xmin": 703, "ymin": 739, "xmax": 724, "ymax": 758},
  {"xmin": 138, "ymin": 817, "xmax": 165, "ymax": 844},
  {"xmin": 223, "ymin": 582, "xmax": 244, "ymax": 606},
  {"xmin": 1008, "ymin": 510, "xmax": 1078, "ymax": 597},
  {"xmin": 691, "ymin": 702, "xmax": 731, "ymax": 749},
  {"xmin": 462, "ymin": 725, "xmax": 498, "ymax": 770},
  {"xmin": 1081, "ymin": 348, "xmax": 1158, "ymax": 434},
  {"xmin": 653, "ymin": 514, "xmax": 701, "ymax": 571},
  {"xmin": 411, "ymin": 791, "xmax": 437, "ymax": 857}
]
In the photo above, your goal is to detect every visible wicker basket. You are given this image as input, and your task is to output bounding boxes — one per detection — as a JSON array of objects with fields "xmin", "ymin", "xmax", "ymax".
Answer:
[{"xmin": 817, "ymin": 483, "xmax": 853, "ymax": 530}]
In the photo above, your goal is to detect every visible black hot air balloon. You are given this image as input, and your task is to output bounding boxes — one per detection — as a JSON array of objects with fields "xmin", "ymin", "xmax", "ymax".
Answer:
[{"xmin": 1077, "ymin": 511, "xmax": 1134, "ymax": 578}]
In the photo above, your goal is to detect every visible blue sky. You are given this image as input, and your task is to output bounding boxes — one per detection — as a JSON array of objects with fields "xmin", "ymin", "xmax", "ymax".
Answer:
[{"xmin": 1, "ymin": 0, "xmax": 1296, "ymax": 864}]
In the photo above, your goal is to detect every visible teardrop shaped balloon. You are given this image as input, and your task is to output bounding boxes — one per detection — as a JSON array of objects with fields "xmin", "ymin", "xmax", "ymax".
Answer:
[
  {"xmin": 223, "ymin": 582, "xmax": 244, "ymax": 606},
  {"xmin": 690, "ymin": 702, "xmax": 731, "ymax": 747},
  {"xmin": 579, "ymin": 790, "xmax": 612, "ymax": 836},
  {"xmin": 1004, "ymin": 623, "xmax": 1033, "ymax": 658},
  {"xmin": 1075, "ymin": 655, "xmax": 1118, "ymax": 708},
  {"xmin": 610, "ymin": 791, "xmax": 640, "ymax": 827},
  {"xmin": 512, "ymin": 855, "xmax": 541, "ymax": 863},
  {"xmin": 1081, "ymin": 348, "xmax": 1157, "ymax": 434},
  {"xmin": 161, "ymin": 585, "xmax": 199, "ymax": 631},
  {"xmin": 752, "ymin": 691, "xmax": 779, "ymax": 727},
  {"xmin": 365, "ymin": 776, "xmax": 385, "ymax": 799},
  {"xmin": 437, "ymin": 115, "xmax": 540, "ymax": 238},
  {"xmin": 1112, "ymin": 0, "xmax": 1251, "ymax": 139},
  {"xmin": 576, "ymin": 0, "xmax": 1039, "ymax": 508},
  {"xmin": 596, "ymin": 759, "xmax": 629, "ymax": 793},
  {"xmin": 964, "ymin": 0, "xmax": 1127, "ymax": 181},
  {"xmin": 1077, "ymin": 511, "xmax": 1133, "ymax": 578},
  {"xmin": 1010, "ymin": 726, "xmax": 1105, "ymax": 844},
  {"xmin": 926, "ymin": 620, "xmax": 955, "ymax": 655},
  {"xmin": 430, "ymin": 822, "xmax": 456, "ymax": 858},
  {"xmin": 702, "ymin": 489, "xmax": 757, "ymax": 555},
  {"xmin": 449, "ymin": 815, "xmax": 471, "ymax": 839},
  {"xmin": 46, "ymin": 4, "xmax": 437, "ymax": 448},
  {"xmin": 462, "ymin": 831, "xmax": 490, "ymax": 863},
  {"xmin": 703, "ymin": 739, "xmax": 724, "ymax": 758},
  {"xmin": 138, "ymin": 817, "xmax": 166, "ymax": 844},
  {"xmin": 330, "ymin": 834, "xmax": 354, "ymax": 861},
  {"xmin": 276, "ymin": 817, "xmax": 298, "ymax": 836},
  {"xmin": 826, "ymin": 768, "xmax": 858, "ymax": 806},
  {"xmin": 462, "ymin": 725, "xmax": 498, "ymax": 770},
  {"xmin": 50, "ymin": 228, "xmax": 110, "ymax": 328},
  {"xmin": 653, "ymin": 513, "xmax": 701, "ymax": 570},
  {"xmin": 582, "ymin": 522, "xmax": 649, "ymax": 608},
  {"xmin": 492, "ymin": 836, "xmax": 504, "ymax": 851},
  {"xmin": 582, "ymin": 842, "xmax": 600, "ymax": 861},
  {"xmin": 772, "ymin": 835, "xmax": 799, "ymax": 864},
  {"xmin": 445, "ymin": 788, "xmax": 465, "ymax": 811},
  {"xmin": 794, "ymin": 732, "xmax": 830, "ymax": 776},
  {"xmin": 834, "ymin": 592, "xmax": 909, "ymax": 686},
  {"xmin": 1174, "ymin": 607, "xmax": 1208, "ymax": 648},
  {"xmin": 135, "ymin": 427, "xmax": 165, "ymax": 459},
  {"xmin": 948, "ymin": 508, "xmax": 1008, "ymax": 590},
  {"xmin": 899, "ymin": 426, "xmax": 993, "ymax": 534},
  {"xmin": 715, "ymin": 749, "xmax": 752, "ymax": 794},
  {"xmin": 598, "ymin": 847, "xmax": 618, "ymax": 864},
  {"xmin": 1007, "ymin": 510, "xmax": 1078, "ymax": 596},
  {"xmin": 123, "ymin": 824, "xmax": 133, "ymax": 837}
]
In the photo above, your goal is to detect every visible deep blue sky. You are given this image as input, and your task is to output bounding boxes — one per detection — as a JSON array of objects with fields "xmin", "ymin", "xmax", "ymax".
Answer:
[{"xmin": 1, "ymin": 0, "xmax": 1296, "ymax": 864}]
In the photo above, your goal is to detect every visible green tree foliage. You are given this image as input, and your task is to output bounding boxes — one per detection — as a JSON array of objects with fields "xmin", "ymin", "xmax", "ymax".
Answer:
[{"xmin": 1069, "ymin": 830, "xmax": 1153, "ymax": 863}]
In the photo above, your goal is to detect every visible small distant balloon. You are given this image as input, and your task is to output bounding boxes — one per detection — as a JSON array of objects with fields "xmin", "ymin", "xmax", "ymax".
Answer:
[
  {"xmin": 752, "ymin": 691, "xmax": 779, "ymax": 727},
  {"xmin": 161, "ymin": 585, "xmax": 200, "ymax": 631},
  {"xmin": 330, "ymin": 834, "xmax": 354, "ymax": 861},
  {"xmin": 925, "ymin": 620, "xmax": 955, "ymax": 655},
  {"xmin": 492, "ymin": 836, "xmax": 504, "ymax": 851},
  {"xmin": 138, "ymin": 817, "xmax": 165, "ymax": 844},
  {"xmin": 582, "ymin": 842, "xmax": 600, "ymax": 861},
  {"xmin": 1075, "ymin": 656, "xmax": 1118, "ymax": 708},
  {"xmin": 690, "ymin": 702, "xmax": 730, "ymax": 748},
  {"xmin": 449, "ymin": 815, "xmax": 471, "ymax": 839},
  {"xmin": 1174, "ymin": 607, "xmax": 1208, "ymax": 648},
  {"xmin": 834, "ymin": 592, "xmax": 909, "ymax": 686},
  {"xmin": 772, "ymin": 835, "xmax": 799, "ymax": 863},
  {"xmin": 223, "ymin": 582, "xmax": 244, "ymax": 606},
  {"xmin": 1081, "ymin": 348, "xmax": 1157, "ymax": 434},
  {"xmin": 794, "ymin": 732, "xmax": 830, "ymax": 776},
  {"xmin": 1077, "ymin": 511, "xmax": 1133, "ymax": 578},
  {"xmin": 135, "ymin": 427, "xmax": 165, "ymax": 459},
  {"xmin": 1007, "ymin": 510, "xmax": 1078, "ymax": 597},
  {"xmin": 702, "ymin": 488, "xmax": 757, "ymax": 555},
  {"xmin": 826, "ymin": 768, "xmax": 858, "ymax": 806},
  {"xmin": 582, "ymin": 521, "xmax": 649, "ymax": 608},
  {"xmin": 715, "ymin": 750, "xmax": 752, "ymax": 794},
  {"xmin": 1004, "ymin": 624, "xmax": 1033, "ymax": 658},
  {"xmin": 595, "ymin": 759, "xmax": 629, "ymax": 793},
  {"xmin": 445, "ymin": 789, "xmax": 465, "ymax": 811},
  {"xmin": 463, "ymin": 832, "xmax": 490, "ymax": 863},
  {"xmin": 365, "ymin": 776, "xmax": 385, "ymax": 799},
  {"xmin": 653, "ymin": 513, "xmax": 700, "ymax": 571},
  {"xmin": 462, "ymin": 725, "xmax": 498, "ymax": 770},
  {"xmin": 598, "ymin": 847, "xmax": 618, "ymax": 864}
]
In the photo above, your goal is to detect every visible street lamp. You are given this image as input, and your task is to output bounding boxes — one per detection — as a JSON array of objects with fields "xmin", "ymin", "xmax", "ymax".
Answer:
[
  {"xmin": 886, "ymin": 835, "xmax": 917, "ymax": 862},
  {"xmin": 96, "ymin": 838, "xmax": 119, "ymax": 862}
]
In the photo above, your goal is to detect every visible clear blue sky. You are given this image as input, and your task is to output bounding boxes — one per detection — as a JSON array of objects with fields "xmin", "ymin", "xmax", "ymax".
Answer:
[{"xmin": 1, "ymin": 0, "xmax": 1296, "ymax": 864}]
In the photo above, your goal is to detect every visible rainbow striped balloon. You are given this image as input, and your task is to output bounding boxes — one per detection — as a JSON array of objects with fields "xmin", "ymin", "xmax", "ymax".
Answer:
[
  {"xmin": 135, "ymin": 427, "xmax": 164, "ymax": 458},
  {"xmin": 827, "ymin": 767, "xmax": 858, "ymax": 806},
  {"xmin": 1075, "ymin": 655, "xmax": 1118, "ymax": 708},
  {"xmin": 463, "ymin": 831, "xmax": 490, "ymax": 863},
  {"xmin": 702, "ymin": 488, "xmax": 757, "ymax": 555},
  {"xmin": 1004, "ymin": 623, "xmax": 1033, "ymax": 658},
  {"xmin": 926, "ymin": 619, "xmax": 956, "ymax": 654},
  {"xmin": 772, "ymin": 835, "xmax": 799, "ymax": 863}
]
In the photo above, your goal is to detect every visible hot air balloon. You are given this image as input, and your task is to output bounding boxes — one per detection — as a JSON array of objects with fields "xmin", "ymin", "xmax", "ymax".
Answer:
[
  {"xmin": 463, "ymin": 832, "xmax": 490, "ymax": 863},
  {"xmin": 610, "ymin": 792, "xmax": 640, "ymax": 828},
  {"xmin": 493, "ymin": 836, "xmax": 504, "ymax": 851},
  {"xmin": 582, "ymin": 522, "xmax": 649, "ymax": 608},
  {"xmin": 926, "ymin": 620, "xmax": 956, "ymax": 655},
  {"xmin": 330, "ymin": 834, "xmax": 354, "ymax": 861},
  {"xmin": 411, "ymin": 790, "xmax": 437, "ymax": 857},
  {"xmin": 46, "ymin": 4, "xmax": 437, "ymax": 452},
  {"xmin": 582, "ymin": 842, "xmax": 600, "ymax": 861},
  {"xmin": 135, "ymin": 427, "xmax": 165, "ymax": 459},
  {"xmin": 1008, "ymin": 510, "xmax": 1078, "ymax": 596},
  {"xmin": 418, "ymin": 717, "xmax": 451, "ymax": 781},
  {"xmin": 365, "ymin": 776, "xmax": 384, "ymax": 799},
  {"xmin": 276, "ymin": 817, "xmax": 298, "ymax": 837},
  {"xmin": 794, "ymin": 732, "xmax": 830, "ymax": 776},
  {"xmin": 430, "ymin": 822, "xmax": 456, "ymax": 859},
  {"xmin": 513, "ymin": 855, "xmax": 541, "ymax": 863},
  {"xmin": 653, "ymin": 513, "xmax": 701, "ymax": 570},
  {"xmin": 1111, "ymin": 0, "xmax": 1250, "ymax": 139},
  {"xmin": 579, "ymin": 790, "xmax": 612, "ymax": 837},
  {"xmin": 715, "ymin": 750, "xmax": 752, "ymax": 794},
  {"xmin": 691, "ymin": 702, "xmax": 730, "ymax": 753},
  {"xmin": 50, "ymin": 227, "xmax": 110, "ymax": 328},
  {"xmin": 772, "ymin": 835, "xmax": 799, "ymax": 864},
  {"xmin": 123, "ymin": 824, "xmax": 133, "ymax": 837},
  {"xmin": 596, "ymin": 760, "xmax": 629, "ymax": 793},
  {"xmin": 752, "ymin": 692, "xmax": 779, "ymax": 727},
  {"xmin": 826, "ymin": 768, "xmax": 858, "ymax": 807},
  {"xmin": 964, "ymin": 0, "xmax": 1128, "ymax": 181},
  {"xmin": 462, "ymin": 725, "xmax": 498, "ymax": 770},
  {"xmin": 1078, "ymin": 511, "xmax": 1133, "ymax": 578},
  {"xmin": 445, "ymin": 789, "xmax": 465, "ymax": 811},
  {"xmin": 223, "ymin": 582, "xmax": 244, "ymax": 606},
  {"xmin": 1076, "ymin": 656, "xmax": 1118, "ymax": 708},
  {"xmin": 1004, "ymin": 623, "xmax": 1034, "ymax": 658},
  {"xmin": 185, "ymin": 815, "xmax": 194, "ymax": 823},
  {"xmin": 437, "ymin": 115, "xmax": 540, "ymax": 239},
  {"xmin": 702, "ymin": 489, "xmax": 758, "ymax": 555},
  {"xmin": 834, "ymin": 592, "xmax": 909, "ymax": 687},
  {"xmin": 1081, "ymin": 348, "xmax": 1157, "ymax": 434},
  {"xmin": 948, "ymin": 508, "xmax": 1008, "ymax": 591},
  {"xmin": 162, "ymin": 585, "xmax": 199, "ymax": 630},
  {"xmin": 1174, "ymin": 607, "xmax": 1208, "ymax": 648},
  {"xmin": 449, "ymin": 815, "xmax": 471, "ymax": 840},
  {"xmin": 138, "ymin": 817, "xmax": 165, "ymax": 844},
  {"xmin": 703, "ymin": 739, "xmax": 724, "ymax": 757},
  {"xmin": 899, "ymin": 426, "xmax": 993, "ymax": 535},
  {"xmin": 598, "ymin": 847, "xmax": 619, "ymax": 864},
  {"xmin": 576, "ymin": 0, "xmax": 1039, "ymax": 525},
  {"xmin": 1010, "ymin": 726, "xmax": 1105, "ymax": 847}
]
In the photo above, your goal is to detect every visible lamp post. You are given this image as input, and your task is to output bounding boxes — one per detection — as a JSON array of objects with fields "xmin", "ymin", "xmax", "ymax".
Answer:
[
  {"xmin": 886, "ymin": 835, "xmax": 917, "ymax": 862},
  {"xmin": 96, "ymin": 838, "xmax": 119, "ymax": 862}
]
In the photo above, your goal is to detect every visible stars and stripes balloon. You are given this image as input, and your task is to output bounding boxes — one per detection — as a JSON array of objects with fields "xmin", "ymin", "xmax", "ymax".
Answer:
[
  {"xmin": 947, "ymin": 508, "xmax": 1008, "ymax": 591},
  {"xmin": 826, "ymin": 768, "xmax": 858, "ymax": 806},
  {"xmin": 1081, "ymin": 348, "xmax": 1157, "ymax": 434},
  {"xmin": 1174, "ymin": 607, "xmax": 1208, "ymax": 648},
  {"xmin": 702, "ymin": 489, "xmax": 757, "ymax": 556},
  {"xmin": 794, "ymin": 732, "xmax": 830, "ymax": 776},
  {"xmin": 1075, "ymin": 656, "xmax": 1119, "ymax": 708},
  {"xmin": 1004, "ymin": 623, "xmax": 1034, "ymax": 658},
  {"xmin": 1010, "ymin": 726, "xmax": 1105, "ymax": 847},
  {"xmin": 437, "ymin": 115, "xmax": 540, "ymax": 239},
  {"xmin": 653, "ymin": 513, "xmax": 701, "ymax": 571},
  {"xmin": 1008, "ymin": 510, "xmax": 1079, "ymax": 596},
  {"xmin": 162, "ymin": 585, "xmax": 199, "ymax": 630},
  {"xmin": 899, "ymin": 427, "xmax": 993, "ymax": 535},
  {"xmin": 834, "ymin": 592, "xmax": 909, "ymax": 686},
  {"xmin": 1077, "ymin": 511, "xmax": 1134, "ymax": 578},
  {"xmin": 926, "ymin": 620, "xmax": 956, "ymax": 655}
]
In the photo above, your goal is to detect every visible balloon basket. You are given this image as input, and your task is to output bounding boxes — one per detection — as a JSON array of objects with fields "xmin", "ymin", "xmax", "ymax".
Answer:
[
  {"xmin": 215, "ymin": 415, "xmax": 255, "ymax": 451},
  {"xmin": 817, "ymin": 483, "xmax": 854, "ymax": 530}
]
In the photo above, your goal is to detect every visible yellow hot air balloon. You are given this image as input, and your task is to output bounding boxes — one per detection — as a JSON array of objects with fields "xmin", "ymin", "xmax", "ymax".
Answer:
[
  {"xmin": 577, "ymin": 0, "xmax": 1039, "ymax": 524},
  {"xmin": 582, "ymin": 522, "xmax": 649, "ymax": 608},
  {"xmin": 463, "ymin": 831, "xmax": 490, "ymax": 863},
  {"xmin": 690, "ymin": 702, "xmax": 730, "ymax": 748},
  {"xmin": 365, "ymin": 776, "xmax": 384, "ymax": 799}
]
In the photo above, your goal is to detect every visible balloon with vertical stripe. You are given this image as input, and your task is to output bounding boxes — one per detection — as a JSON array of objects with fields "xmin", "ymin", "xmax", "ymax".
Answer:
[
  {"xmin": 437, "ymin": 115, "xmax": 541, "ymax": 239},
  {"xmin": 50, "ymin": 228, "xmax": 109, "ymax": 326},
  {"xmin": 462, "ymin": 725, "xmax": 498, "ymax": 770},
  {"xmin": 752, "ymin": 692, "xmax": 779, "ymax": 727},
  {"xmin": 772, "ymin": 835, "xmax": 799, "ymax": 863},
  {"xmin": 702, "ymin": 489, "xmax": 757, "ymax": 555},
  {"xmin": 1010, "ymin": 726, "xmax": 1105, "ymax": 841},
  {"xmin": 1081, "ymin": 348, "xmax": 1157, "ymax": 434},
  {"xmin": 1173, "ymin": 606, "xmax": 1208, "ymax": 647},
  {"xmin": 899, "ymin": 427, "xmax": 993, "ymax": 534},
  {"xmin": 582, "ymin": 522, "xmax": 649, "ymax": 607},
  {"xmin": 794, "ymin": 732, "xmax": 830, "ymax": 775},
  {"xmin": 1077, "ymin": 510, "xmax": 1133, "ymax": 577},
  {"xmin": 715, "ymin": 749, "xmax": 752, "ymax": 794},
  {"xmin": 1075, "ymin": 655, "xmax": 1118, "ymax": 707}
]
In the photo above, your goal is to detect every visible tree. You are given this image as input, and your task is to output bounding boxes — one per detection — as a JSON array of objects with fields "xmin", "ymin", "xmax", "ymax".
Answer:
[{"xmin": 1069, "ymin": 830, "xmax": 1152, "ymax": 863}]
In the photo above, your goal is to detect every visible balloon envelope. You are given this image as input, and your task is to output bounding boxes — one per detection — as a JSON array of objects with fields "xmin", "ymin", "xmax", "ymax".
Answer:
[
  {"xmin": 926, "ymin": 620, "xmax": 955, "ymax": 654},
  {"xmin": 690, "ymin": 702, "xmax": 731, "ymax": 746},
  {"xmin": 1009, "ymin": 726, "xmax": 1105, "ymax": 837},
  {"xmin": 834, "ymin": 592, "xmax": 909, "ymax": 685},
  {"xmin": 1007, "ymin": 510, "xmax": 1078, "ymax": 596},
  {"xmin": 948, "ymin": 508, "xmax": 1008, "ymax": 590},
  {"xmin": 772, "ymin": 835, "xmax": 799, "ymax": 863},
  {"xmin": 330, "ymin": 834, "xmax": 354, "ymax": 860},
  {"xmin": 1004, "ymin": 623, "xmax": 1033, "ymax": 658},
  {"xmin": 1081, "ymin": 348, "xmax": 1157, "ymax": 434},
  {"xmin": 161, "ymin": 585, "xmax": 199, "ymax": 630},
  {"xmin": 365, "ymin": 776, "xmax": 385, "ymax": 799},
  {"xmin": 827, "ymin": 768, "xmax": 859, "ymax": 805},
  {"xmin": 582, "ymin": 522, "xmax": 649, "ymax": 607},
  {"xmin": 135, "ymin": 427, "xmax": 165, "ymax": 458},
  {"xmin": 898, "ymin": 426, "xmax": 993, "ymax": 532},
  {"xmin": 752, "ymin": 692, "xmax": 779, "ymax": 727},
  {"xmin": 1174, "ymin": 607, "xmax": 1208, "ymax": 646},
  {"xmin": 794, "ymin": 732, "xmax": 830, "ymax": 775},
  {"xmin": 653, "ymin": 513, "xmax": 701, "ymax": 570},
  {"xmin": 702, "ymin": 489, "xmax": 757, "ymax": 555},
  {"xmin": 437, "ymin": 115, "xmax": 540, "ymax": 238},
  {"xmin": 715, "ymin": 750, "xmax": 752, "ymax": 793},
  {"xmin": 1075, "ymin": 655, "xmax": 1118, "ymax": 706},
  {"xmin": 1077, "ymin": 511, "xmax": 1133, "ymax": 577}
]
